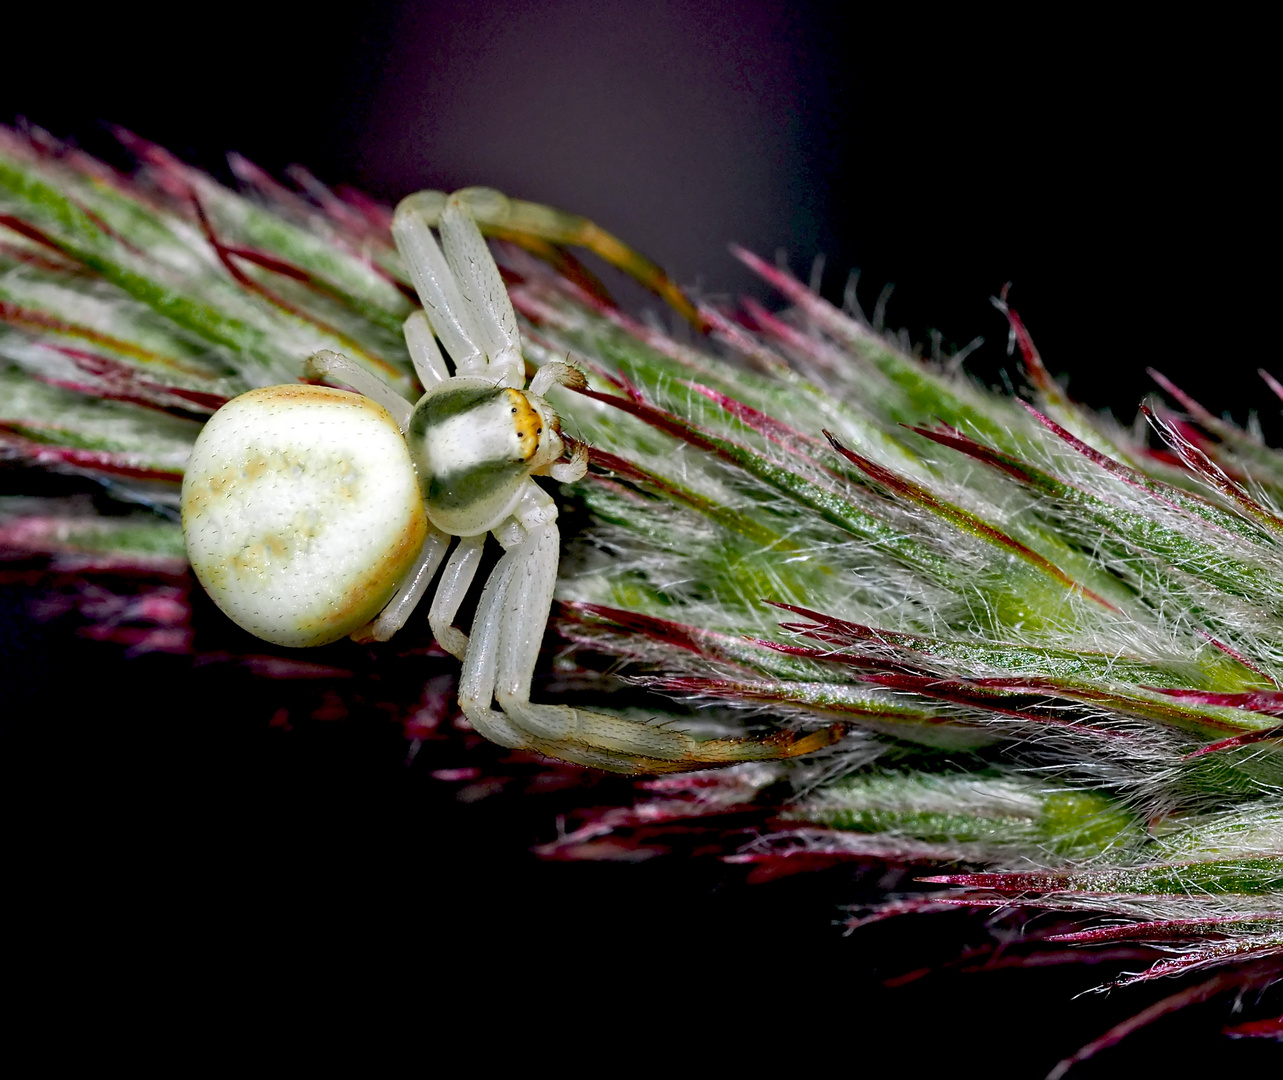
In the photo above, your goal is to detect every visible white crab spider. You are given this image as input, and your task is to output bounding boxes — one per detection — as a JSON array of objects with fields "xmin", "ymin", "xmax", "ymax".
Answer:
[{"xmin": 182, "ymin": 189, "xmax": 841, "ymax": 773}]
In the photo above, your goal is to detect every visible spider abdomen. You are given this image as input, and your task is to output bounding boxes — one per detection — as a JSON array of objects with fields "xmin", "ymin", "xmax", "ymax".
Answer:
[{"xmin": 181, "ymin": 385, "xmax": 428, "ymax": 647}]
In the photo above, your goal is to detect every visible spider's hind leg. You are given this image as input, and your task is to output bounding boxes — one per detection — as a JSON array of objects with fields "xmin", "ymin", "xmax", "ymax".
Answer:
[
  {"xmin": 307, "ymin": 350, "xmax": 412, "ymax": 429},
  {"xmin": 351, "ymin": 526, "xmax": 453, "ymax": 644}
]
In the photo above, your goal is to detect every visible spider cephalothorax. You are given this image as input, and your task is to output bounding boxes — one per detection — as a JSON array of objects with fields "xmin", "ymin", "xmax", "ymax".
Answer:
[{"xmin": 408, "ymin": 377, "xmax": 576, "ymax": 535}]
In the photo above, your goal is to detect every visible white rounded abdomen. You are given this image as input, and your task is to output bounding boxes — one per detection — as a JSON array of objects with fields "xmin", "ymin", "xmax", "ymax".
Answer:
[{"xmin": 181, "ymin": 384, "xmax": 427, "ymax": 647}]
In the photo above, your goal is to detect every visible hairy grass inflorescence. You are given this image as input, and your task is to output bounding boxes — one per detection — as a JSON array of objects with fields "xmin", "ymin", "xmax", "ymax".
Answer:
[{"xmin": 1, "ymin": 124, "xmax": 1279, "ymax": 1058}]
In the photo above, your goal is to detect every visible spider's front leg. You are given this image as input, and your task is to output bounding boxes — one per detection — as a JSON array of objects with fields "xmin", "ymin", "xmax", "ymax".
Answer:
[{"xmin": 458, "ymin": 485, "xmax": 845, "ymax": 774}]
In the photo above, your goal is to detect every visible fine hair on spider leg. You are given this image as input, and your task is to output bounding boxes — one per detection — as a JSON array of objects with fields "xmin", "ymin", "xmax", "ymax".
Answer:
[{"xmin": 181, "ymin": 189, "xmax": 845, "ymax": 772}]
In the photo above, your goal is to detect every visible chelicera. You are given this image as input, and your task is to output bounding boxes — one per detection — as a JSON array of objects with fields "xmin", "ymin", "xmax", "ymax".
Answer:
[{"xmin": 182, "ymin": 188, "xmax": 841, "ymax": 772}]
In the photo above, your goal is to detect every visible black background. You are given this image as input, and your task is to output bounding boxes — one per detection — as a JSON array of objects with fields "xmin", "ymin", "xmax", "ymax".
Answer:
[{"xmin": 4, "ymin": 4, "xmax": 1278, "ymax": 1072}]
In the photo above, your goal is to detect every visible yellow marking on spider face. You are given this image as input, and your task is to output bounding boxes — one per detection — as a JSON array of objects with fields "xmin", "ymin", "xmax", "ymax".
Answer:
[{"xmin": 502, "ymin": 388, "xmax": 541, "ymax": 462}]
